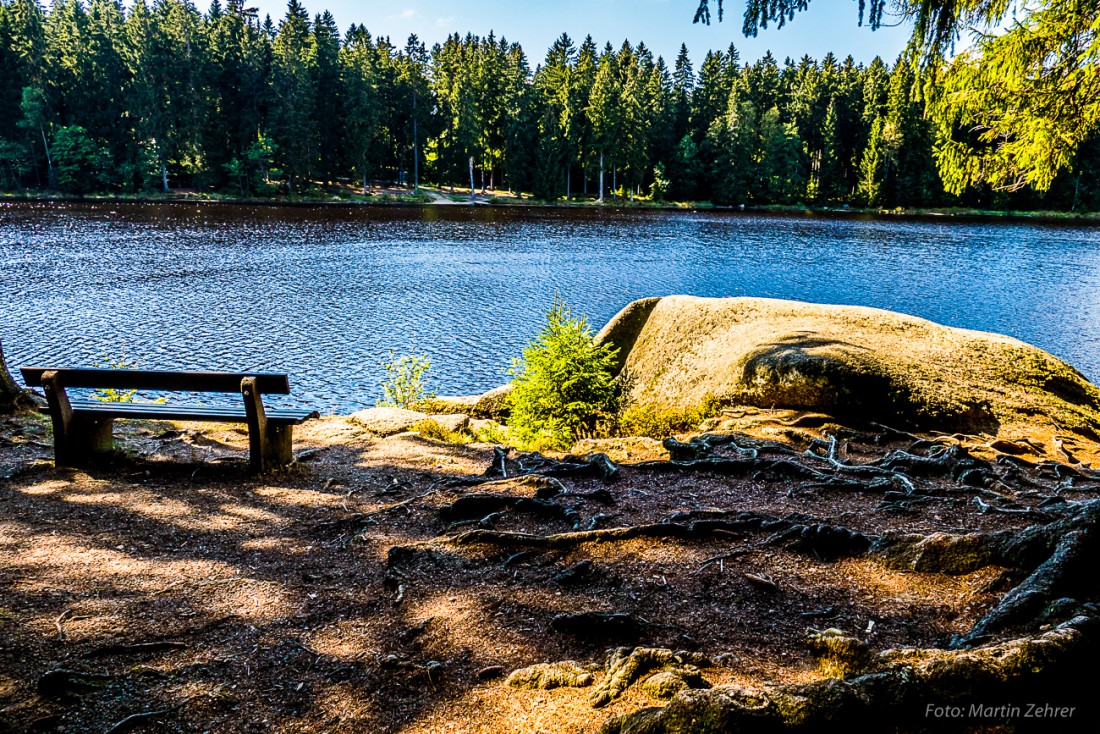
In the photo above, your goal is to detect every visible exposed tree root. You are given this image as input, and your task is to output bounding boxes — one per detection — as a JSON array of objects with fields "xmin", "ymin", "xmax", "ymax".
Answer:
[
  {"xmin": 105, "ymin": 706, "xmax": 182, "ymax": 734},
  {"xmin": 442, "ymin": 512, "xmax": 874, "ymax": 559},
  {"xmin": 873, "ymin": 500, "xmax": 1100, "ymax": 647},
  {"xmin": 590, "ymin": 648, "xmax": 709, "ymax": 708},
  {"xmin": 485, "ymin": 450, "xmax": 621, "ymax": 483},
  {"xmin": 599, "ymin": 616, "xmax": 1097, "ymax": 733},
  {"xmin": 36, "ymin": 669, "xmax": 114, "ymax": 698},
  {"xmin": 505, "ymin": 661, "xmax": 598, "ymax": 690},
  {"xmin": 439, "ymin": 493, "xmax": 582, "ymax": 529}
]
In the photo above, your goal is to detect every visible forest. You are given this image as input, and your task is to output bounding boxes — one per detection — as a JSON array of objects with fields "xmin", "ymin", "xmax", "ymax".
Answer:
[{"xmin": 1, "ymin": 0, "xmax": 1098, "ymax": 210}]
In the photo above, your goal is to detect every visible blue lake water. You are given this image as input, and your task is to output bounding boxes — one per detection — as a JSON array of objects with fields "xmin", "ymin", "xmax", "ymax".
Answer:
[{"xmin": 1, "ymin": 201, "xmax": 1098, "ymax": 413}]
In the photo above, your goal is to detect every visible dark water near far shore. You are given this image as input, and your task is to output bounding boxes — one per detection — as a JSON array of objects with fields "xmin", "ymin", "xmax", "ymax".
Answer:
[{"xmin": 1, "ymin": 201, "xmax": 1098, "ymax": 413}]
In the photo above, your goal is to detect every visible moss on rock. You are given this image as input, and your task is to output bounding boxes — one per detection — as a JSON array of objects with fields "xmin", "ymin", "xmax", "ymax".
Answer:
[
  {"xmin": 600, "ymin": 617, "xmax": 1095, "ymax": 733},
  {"xmin": 641, "ymin": 671, "xmax": 691, "ymax": 699},
  {"xmin": 806, "ymin": 629, "xmax": 873, "ymax": 678},
  {"xmin": 505, "ymin": 660, "xmax": 596, "ymax": 689},
  {"xmin": 593, "ymin": 296, "xmax": 1100, "ymax": 440}
]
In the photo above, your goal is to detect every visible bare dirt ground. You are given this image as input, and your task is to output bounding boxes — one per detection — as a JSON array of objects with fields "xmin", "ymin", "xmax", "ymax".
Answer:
[{"xmin": 1, "ymin": 409, "xmax": 1098, "ymax": 733}]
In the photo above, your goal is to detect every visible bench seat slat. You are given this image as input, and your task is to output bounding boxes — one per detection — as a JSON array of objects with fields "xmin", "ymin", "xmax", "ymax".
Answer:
[
  {"xmin": 20, "ymin": 368, "xmax": 291, "ymax": 395},
  {"xmin": 65, "ymin": 400, "xmax": 318, "ymax": 425}
]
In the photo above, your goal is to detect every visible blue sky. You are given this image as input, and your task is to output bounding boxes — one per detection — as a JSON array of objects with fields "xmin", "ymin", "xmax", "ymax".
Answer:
[{"xmin": 246, "ymin": 0, "xmax": 913, "ymax": 67}]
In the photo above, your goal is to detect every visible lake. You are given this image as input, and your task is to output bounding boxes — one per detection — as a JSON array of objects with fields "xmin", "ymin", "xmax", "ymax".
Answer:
[{"xmin": 1, "ymin": 201, "xmax": 1098, "ymax": 414}]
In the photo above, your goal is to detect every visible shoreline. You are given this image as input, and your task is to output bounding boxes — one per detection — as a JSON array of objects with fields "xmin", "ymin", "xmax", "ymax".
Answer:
[{"xmin": 3, "ymin": 191, "xmax": 1099, "ymax": 226}]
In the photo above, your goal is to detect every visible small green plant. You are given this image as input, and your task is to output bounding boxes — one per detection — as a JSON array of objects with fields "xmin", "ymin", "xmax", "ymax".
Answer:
[
  {"xmin": 413, "ymin": 418, "xmax": 509, "ymax": 446},
  {"xmin": 92, "ymin": 354, "xmax": 137, "ymax": 403},
  {"xmin": 506, "ymin": 297, "xmax": 620, "ymax": 451},
  {"xmin": 91, "ymin": 355, "xmax": 168, "ymax": 404},
  {"xmin": 470, "ymin": 420, "xmax": 509, "ymax": 445},
  {"xmin": 412, "ymin": 418, "xmax": 467, "ymax": 443},
  {"xmin": 377, "ymin": 352, "xmax": 435, "ymax": 409}
]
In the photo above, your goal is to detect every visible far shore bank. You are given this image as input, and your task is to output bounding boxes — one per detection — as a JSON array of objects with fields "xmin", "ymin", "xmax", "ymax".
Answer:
[{"xmin": 3, "ymin": 191, "xmax": 1099, "ymax": 226}]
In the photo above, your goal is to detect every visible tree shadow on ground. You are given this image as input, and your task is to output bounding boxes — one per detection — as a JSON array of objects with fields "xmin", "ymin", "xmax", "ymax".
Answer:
[{"xmin": 0, "ymin": 413, "xmax": 1054, "ymax": 733}]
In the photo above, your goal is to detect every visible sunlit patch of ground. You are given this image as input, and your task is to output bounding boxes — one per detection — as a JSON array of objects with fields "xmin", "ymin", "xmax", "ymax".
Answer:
[{"xmin": 0, "ymin": 410, "xmax": 1092, "ymax": 732}]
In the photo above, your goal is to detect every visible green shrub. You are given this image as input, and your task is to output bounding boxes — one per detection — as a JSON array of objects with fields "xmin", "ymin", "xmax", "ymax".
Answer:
[
  {"xmin": 92, "ymin": 355, "xmax": 137, "ymax": 403},
  {"xmin": 614, "ymin": 394, "xmax": 726, "ymax": 439},
  {"xmin": 413, "ymin": 418, "xmax": 466, "ymax": 443},
  {"xmin": 470, "ymin": 420, "xmax": 509, "ymax": 444},
  {"xmin": 90, "ymin": 355, "xmax": 168, "ymax": 404},
  {"xmin": 378, "ymin": 352, "xmax": 435, "ymax": 409},
  {"xmin": 413, "ymin": 417, "xmax": 510, "ymax": 446},
  {"xmin": 506, "ymin": 298, "xmax": 620, "ymax": 450}
]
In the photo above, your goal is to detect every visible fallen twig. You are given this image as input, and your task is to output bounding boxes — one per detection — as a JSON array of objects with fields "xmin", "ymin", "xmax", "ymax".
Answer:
[
  {"xmin": 55, "ymin": 609, "xmax": 72, "ymax": 640},
  {"xmin": 695, "ymin": 547, "xmax": 755, "ymax": 573}
]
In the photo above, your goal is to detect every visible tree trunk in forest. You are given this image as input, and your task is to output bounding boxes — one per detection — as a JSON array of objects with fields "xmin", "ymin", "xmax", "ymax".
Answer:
[
  {"xmin": 566, "ymin": 167, "xmax": 571, "ymax": 202},
  {"xmin": 161, "ymin": 162, "xmax": 169, "ymax": 193},
  {"xmin": 599, "ymin": 155, "xmax": 605, "ymax": 203},
  {"xmin": 41, "ymin": 126, "xmax": 55, "ymax": 188},
  {"xmin": 29, "ymin": 143, "xmax": 41, "ymax": 188},
  {"xmin": 0, "ymin": 339, "xmax": 25, "ymax": 411},
  {"xmin": 469, "ymin": 156, "xmax": 475, "ymax": 204}
]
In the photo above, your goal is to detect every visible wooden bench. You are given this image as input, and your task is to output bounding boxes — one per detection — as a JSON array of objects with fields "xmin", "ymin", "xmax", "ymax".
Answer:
[{"xmin": 19, "ymin": 367, "xmax": 318, "ymax": 473}]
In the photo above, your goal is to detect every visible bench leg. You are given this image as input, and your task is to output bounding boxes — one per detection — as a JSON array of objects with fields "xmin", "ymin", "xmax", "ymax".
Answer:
[
  {"xmin": 242, "ymin": 377, "xmax": 296, "ymax": 474},
  {"xmin": 55, "ymin": 416, "xmax": 115, "ymax": 468},
  {"xmin": 246, "ymin": 424, "xmax": 294, "ymax": 473},
  {"xmin": 42, "ymin": 370, "xmax": 116, "ymax": 468},
  {"xmin": 73, "ymin": 415, "xmax": 115, "ymax": 461},
  {"xmin": 267, "ymin": 425, "xmax": 294, "ymax": 469}
]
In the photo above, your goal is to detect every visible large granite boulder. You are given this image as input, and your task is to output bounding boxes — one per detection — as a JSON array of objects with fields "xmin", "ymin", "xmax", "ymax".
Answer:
[
  {"xmin": 593, "ymin": 296, "xmax": 1100, "ymax": 438},
  {"xmin": 419, "ymin": 384, "xmax": 513, "ymax": 420}
]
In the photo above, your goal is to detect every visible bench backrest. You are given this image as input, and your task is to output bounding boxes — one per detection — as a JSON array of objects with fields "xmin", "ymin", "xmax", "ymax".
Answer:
[{"xmin": 20, "ymin": 368, "xmax": 291, "ymax": 395}]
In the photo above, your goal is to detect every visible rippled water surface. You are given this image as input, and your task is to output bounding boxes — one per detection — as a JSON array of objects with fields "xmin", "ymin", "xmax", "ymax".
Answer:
[{"xmin": 2, "ymin": 202, "xmax": 1098, "ymax": 413}]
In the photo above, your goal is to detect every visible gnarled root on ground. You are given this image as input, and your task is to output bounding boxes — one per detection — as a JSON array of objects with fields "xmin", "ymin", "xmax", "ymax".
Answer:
[
  {"xmin": 599, "ymin": 616, "xmax": 1096, "ymax": 733},
  {"xmin": 873, "ymin": 500, "xmax": 1100, "ymax": 646}
]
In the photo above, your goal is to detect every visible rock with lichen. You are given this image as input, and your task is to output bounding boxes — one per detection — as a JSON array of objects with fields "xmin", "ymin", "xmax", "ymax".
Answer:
[
  {"xmin": 419, "ymin": 385, "xmax": 513, "ymax": 420},
  {"xmin": 806, "ymin": 629, "xmax": 872, "ymax": 677},
  {"xmin": 598, "ymin": 617, "xmax": 1095, "ymax": 733},
  {"xmin": 592, "ymin": 648, "xmax": 711, "ymax": 708},
  {"xmin": 593, "ymin": 295, "xmax": 1100, "ymax": 440},
  {"xmin": 348, "ymin": 407, "xmax": 430, "ymax": 436},
  {"xmin": 505, "ymin": 660, "xmax": 596, "ymax": 690}
]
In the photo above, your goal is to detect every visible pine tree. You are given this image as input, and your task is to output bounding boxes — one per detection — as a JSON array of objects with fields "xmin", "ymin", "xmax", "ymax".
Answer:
[
  {"xmin": 707, "ymin": 82, "xmax": 755, "ymax": 205},
  {"xmin": 270, "ymin": 0, "xmax": 316, "ymax": 193},
  {"xmin": 312, "ymin": 10, "xmax": 342, "ymax": 185},
  {"xmin": 671, "ymin": 43, "xmax": 693, "ymax": 143},
  {"xmin": 340, "ymin": 24, "xmax": 380, "ymax": 193},
  {"xmin": 534, "ymin": 33, "xmax": 575, "ymax": 199},
  {"xmin": 204, "ymin": 0, "xmax": 272, "ymax": 192},
  {"xmin": 757, "ymin": 106, "xmax": 804, "ymax": 203},
  {"xmin": 586, "ymin": 44, "xmax": 619, "ymax": 201}
]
